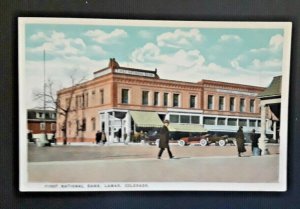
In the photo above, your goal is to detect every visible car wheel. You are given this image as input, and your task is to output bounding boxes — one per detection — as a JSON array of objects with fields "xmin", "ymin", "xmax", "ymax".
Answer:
[
  {"xmin": 199, "ymin": 139, "xmax": 207, "ymax": 146},
  {"xmin": 218, "ymin": 139, "xmax": 226, "ymax": 146},
  {"xmin": 155, "ymin": 139, "xmax": 160, "ymax": 147},
  {"xmin": 178, "ymin": 140, "xmax": 185, "ymax": 146}
]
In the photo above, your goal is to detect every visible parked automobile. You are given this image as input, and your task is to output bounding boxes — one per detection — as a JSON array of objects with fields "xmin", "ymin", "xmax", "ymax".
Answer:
[{"xmin": 178, "ymin": 134, "xmax": 235, "ymax": 146}]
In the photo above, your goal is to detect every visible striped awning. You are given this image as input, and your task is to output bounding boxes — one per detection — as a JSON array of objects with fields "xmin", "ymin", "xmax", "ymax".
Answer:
[
  {"xmin": 130, "ymin": 111, "xmax": 163, "ymax": 128},
  {"xmin": 168, "ymin": 124, "xmax": 207, "ymax": 133}
]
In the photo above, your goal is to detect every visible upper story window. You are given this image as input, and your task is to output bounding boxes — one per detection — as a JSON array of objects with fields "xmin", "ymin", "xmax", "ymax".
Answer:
[
  {"xmin": 100, "ymin": 89, "xmax": 104, "ymax": 104},
  {"xmin": 240, "ymin": 98, "xmax": 245, "ymax": 112},
  {"xmin": 208, "ymin": 95, "xmax": 213, "ymax": 110},
  {"xmin": 190, "ymin": 95, "xmax": 196, "ymax": 108},
  {"xmin": 40, "ymin": 122, "xmax": 46, "ymax": 131},
  {"xmin": 230, "ymin": 97, "xmax": 235, "ymax": 112},
  {"xmin": 163, "ymin": 93, "xmax": 168, "ymax": 106},
  {"xmin": 173, "ymin": 93, "xmax": 179, "ymax": 107},
  {"xmin": 250, "ymin": 99, "xmax": 255, "ymax": 113},
  {"xmin": 142, "ymin": 91, "xmax": 149, "ymax": 105},
  {"xmin": 154, "ymin": 92, "xmax": 159, "ymax": 106},
  {"xmin": 219, "ymin": 96, "xmax": 224, "ymax": 110},
  {"xmin": 121, "ymin": 89, "xmax": 129, "ymax": 104}
]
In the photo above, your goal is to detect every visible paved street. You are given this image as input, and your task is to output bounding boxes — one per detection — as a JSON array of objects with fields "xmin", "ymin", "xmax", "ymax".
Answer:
[{"xmin": 27, "ymin": 143, "xmax": 280, "ymax": 183}]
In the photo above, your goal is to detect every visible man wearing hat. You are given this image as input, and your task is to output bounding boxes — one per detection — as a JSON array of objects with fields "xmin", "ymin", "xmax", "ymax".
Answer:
[
  {"xmin": 236, "ymin": 126, "xmax": 246, "ymax": 157},
  {"xmin": 157, "ymin": 119, "xmax": 174, "ymax": 159}
]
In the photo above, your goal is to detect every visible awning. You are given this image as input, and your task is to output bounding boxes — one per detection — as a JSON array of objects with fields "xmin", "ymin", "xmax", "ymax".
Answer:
[
  {"xmin": 130, "ymin": 111, "xmax": 163, "ymax": 128},
  {"xmin": 168, "ymin": 124, "xmax": 207, "ymax": 133}
]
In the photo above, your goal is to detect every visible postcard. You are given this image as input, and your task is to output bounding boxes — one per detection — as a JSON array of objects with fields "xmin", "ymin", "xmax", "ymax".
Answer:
[{"xmin": 19, "ymin": 17, "xmax": 292, "ymax": 191}]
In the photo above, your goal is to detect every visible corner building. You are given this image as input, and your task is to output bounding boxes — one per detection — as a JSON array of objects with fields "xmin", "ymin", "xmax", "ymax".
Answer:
[{"xmin": 56, "ymin": 59, "xmax": 266, "ymax": 143}]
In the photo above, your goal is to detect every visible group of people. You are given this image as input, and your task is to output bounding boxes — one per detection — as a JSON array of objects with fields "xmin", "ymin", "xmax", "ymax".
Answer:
[
  {"xmin": 95, "ymin": 131, "xmax": 107, "ymax": 144},
  {"xmin": 157, "ymin": 120, "xmax": 260, "ymax": 159}
]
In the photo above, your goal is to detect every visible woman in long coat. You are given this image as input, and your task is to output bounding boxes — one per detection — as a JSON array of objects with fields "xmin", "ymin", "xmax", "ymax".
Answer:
[
  {"xmin": 236, "ymin": 126, "xmax": 246, "ymax": 157},
  {"xmin": 157, "ymin": 120, "xmax": 174, "ymax": 159}
]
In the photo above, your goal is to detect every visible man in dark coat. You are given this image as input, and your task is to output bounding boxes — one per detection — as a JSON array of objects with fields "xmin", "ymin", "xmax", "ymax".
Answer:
[
  {"xmin": 157, "ymin": 120, "xmax": 174, "ymax": 159},
  {"xmin": 96, "ymin": 130, "xmax": 102, "ymax": 144},
  {"xmin": 236, "ymin": 126, "xmax": 246, "ymax": 157},
  {"xmin": 250, "ymin": 129, "xmax": 258, "ymax": 152}
]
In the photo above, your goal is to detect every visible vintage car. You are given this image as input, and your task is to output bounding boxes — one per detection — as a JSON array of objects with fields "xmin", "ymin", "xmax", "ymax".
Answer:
[{"xmin": 178, "ymin": 134, "xmax": 234, "ymax": 146}]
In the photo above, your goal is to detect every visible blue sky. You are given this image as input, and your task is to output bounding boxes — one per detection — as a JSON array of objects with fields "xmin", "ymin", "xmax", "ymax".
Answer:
[{"xmin": 24, "ymin": 22, "xmax": 285, "ymax": 108}]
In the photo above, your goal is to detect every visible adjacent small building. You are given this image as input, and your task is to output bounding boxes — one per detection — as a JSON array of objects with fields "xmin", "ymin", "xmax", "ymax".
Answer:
[
  {"xmin": 56, "ymin": 58, "xmax": 269, "ymax": 143},
  {"xmin": 27, "ymin": 109, "xmax": 56, "ymax": 134}
]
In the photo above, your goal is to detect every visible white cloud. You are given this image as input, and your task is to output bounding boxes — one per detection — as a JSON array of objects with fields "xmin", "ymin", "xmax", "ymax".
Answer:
[
  {"xmin": 138, "ymin": 30, "xmax": 153, "ymax": 39},
  {"xmin": 84, "ymin": 29, "xmax": 127, "ymax": 44},
  {"xmin": 28, "ymin": 31, "xmax": 86, "ymax": 57},
  {"xmin": 218, "ymin": 34, "xmax": 242, "ymax": 43},
  {"xmin": 250, "ymin": 34, "xmax": 283, "ymax": 53},
  {"xmin": 131, "ymin": 43, "xmax": 161, "ymax": 62},
  {"xmin": 157, "ymin": 29, "xmax": 202, "ymax": 49}
]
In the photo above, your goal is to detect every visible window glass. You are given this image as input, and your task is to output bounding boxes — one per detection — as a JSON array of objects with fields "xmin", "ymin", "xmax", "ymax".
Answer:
[
  {"xmin": 191, "ymin": 116, "xmax": 200, "ymax": 124},
  {"xmin": 190, "ymin": 95, "xmax": 196, "ymax": 108},
  {"xmin": 249, "ymin": 120, "xmax": 256, "ymax": 127},
  {"xmin": 122, "ymin": 89, "xmax": 129, "ymax": 104},
  {"xmin": 217, "ymin": 118, "xmax": 226, "ymax": 125},
  {"xmin": 142, "ymin": 91, "xmax": 149, "ymax": 105},
  {"xmin": 203, "ymin": 117, "xmax": 215, "ymax": 125},
  {"xmin": 219, "ymin": 96, "xmax": 224, "ymax": 110},
  {"xmin": 170, "ymin": 115, "xmax": 179, "ymax": 123},
  {"xmin": 228, "ymin": 118, "xmax": 237, "ymax": 126},
  {"xmin": 230, "ymin": 97, "xmax": 235, "ymax": 111},
  {"xmin": 173, "ymin": 94, "xmax": 179, "ymax": 107},
  {"xmin": 239, "ymin": 119, "xmax": 247, "ymax": 126},
  {"xmin": 208, "ymin": 95, "xmax": 213, "ymax": 110},
  {"xmin": 180, "ymin": 115, "xmax": 190, "ymax": 123}
]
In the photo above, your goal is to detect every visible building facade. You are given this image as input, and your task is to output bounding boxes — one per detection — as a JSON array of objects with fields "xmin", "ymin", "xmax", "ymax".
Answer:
[
  {"xmin": 27, "ymin": 109, "xmax": 56, "ymax": 134},
  {"xmin": 56, "ymin": 58, "xmax": 267, "ymax": 143}
]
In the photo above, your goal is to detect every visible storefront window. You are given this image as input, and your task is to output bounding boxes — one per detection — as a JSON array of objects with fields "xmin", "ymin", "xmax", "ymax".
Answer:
[
  {"xmin": 170, "ymin": 114, "xmax": 179, "ymax": 123},
  {"xmin": 180, "ymin": 115, "xmax": 190, "ymax": 123},
  {"xmin": 239, "ymin": 119, "xmax": 247, "ymax": 127},
  {"xmin": 191, "ymin": 116, "xmax": 200, "ymax": 124},
  {"xmin": 228, "ymin": 118, "xmax": 237, "ymax": 126},
  {"xmin": 249, "ymin": 120, "xmax": 256, "ymax": 127},
  {"xmin": 203, "ymin": 117, "xmax": 215, "ymax": 125},
  {"xmin": 217, "ymin": 118, "xmax": 226, "ymax": 125}
]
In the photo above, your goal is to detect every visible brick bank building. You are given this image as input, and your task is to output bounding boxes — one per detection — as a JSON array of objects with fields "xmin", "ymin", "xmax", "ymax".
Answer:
[{"xmin": 56, "ymin": 58, "xmax": 268, "ymax": 143}]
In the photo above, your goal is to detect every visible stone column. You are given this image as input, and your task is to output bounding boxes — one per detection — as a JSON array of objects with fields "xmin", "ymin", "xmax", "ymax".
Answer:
[
  {"xmin": 125, "ymin": 112, "xmax": 131, "ymax": 143},
  {"xmin": 259, "ymin": 105, "xmax": 269, "ymax": 155},
  {"xmin": 104, "ymin": 112, "xmax": 110, "ymax": 144},
  {"xmin": 273, "ymin": 121, "xmax": 277, "ymax": 140}
]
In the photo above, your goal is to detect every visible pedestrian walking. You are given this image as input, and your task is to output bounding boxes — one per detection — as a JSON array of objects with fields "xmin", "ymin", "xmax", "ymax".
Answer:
[
  {"xmin": 236, "ymin": 126, "xmax": 246, "ymax": 157},
  {"xmin": 251, "ymin": 129, "xmax": 258, "ymax": 151},
  {"xmin": 95, "ymin": 130, "xmax": 102, "ymax": 144},
  {"xmin": 157, "ymin": 120, "xmax": 174, "ymax": 159}
]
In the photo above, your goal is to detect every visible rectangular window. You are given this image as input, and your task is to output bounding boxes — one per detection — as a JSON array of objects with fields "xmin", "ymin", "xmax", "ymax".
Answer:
[
  {"xmin": 51, "ymin": 123, "xmax": 56, "ymax": 131},
  {"xmin": 40, "ymin": 122, "xmax": 46, "ymax": 131},
  {"xmin": 190, "ymin": 95, "xmax": 196, "ymax": 108},
  {"xmin": 250, "ymin": 99, "xmax": 255, "ymax": 113},
  {"xmin": 154, "ymin": 92, "xmax": 159, "ymax": 106},
  {"xmin": 228, "ymin": 118, "xmax": 237, "ymax": 126},
  {"xmin": 208, "ymin": 95, "xmax": 213, "ymax": 110},
  {"xmin": 142, "ymin": 91, "xmax": 149, "ymax": 105},
  {"xmin": 230, "ymin": 97, "xmax": 235, "ymax": 112},
  {"xmin": 163, "ymin": 93, "xmax": 168, "ymax": 106},
  {"xmin": 170, "ymin": 114, "xmax": 179, "ymax": 123},
  {"xmin": 121, "ymin": 89, "xmax": 129, "ymax": 104},
  {"xmin": 258, "ymin": 120, "xmax": 261, "ymax": 127},
  {"xmin": 173, "ymin": 93, "xmax": 179, "ymax": 107},
  {"xmin": 249, "ymin": 120, "xmax": 256, "ymax": 127},
  {"xmin": 239, "ymin": 119, "xmax": 247, "ymax": 127},
  {"xmin": 191, "ymin": 116, "xmax": 200, "ymax": 124},
  {"xmin": 240, "ymin": 98, "xmax": 245, "ymax": 112},
  {"xmin": 100, "ymin": 89, "xmax": 104, "ymax": 104},
  {"xmin": 180, "ymin": 115, "xmax": 190, "ymax": 123},
  {"xmin": 203, "ymin": 117, "xmax": 215, "ymax": 125},
  {"xmin": 91, "ymin": 118, "xmax": 96, "ymax": 131},
  {"xmin": 219, "ymin": 96, "xmax": 224, "ymax": 110},
  {"xmin": 217, "ymin": 118, "xmax": 226, "ymax": 125}
]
